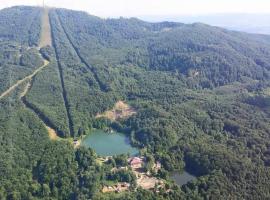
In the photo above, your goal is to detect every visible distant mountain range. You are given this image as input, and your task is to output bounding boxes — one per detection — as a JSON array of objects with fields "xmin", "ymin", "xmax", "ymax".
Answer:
[{"xmin": 140, "ymin": 14, "xmax": 270, "ymax": 35}]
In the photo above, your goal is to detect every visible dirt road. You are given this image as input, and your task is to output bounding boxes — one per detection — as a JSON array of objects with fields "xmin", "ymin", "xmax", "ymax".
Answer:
[
  {"xmin": 18, "ymin": 61, "xmax": 59, "ymax": 141},
  {"xmin": 0, "ymin": 59, "xmax": 49, "ymax": 100},
  {"xmin": 0, "ymin": 7, "xmax": 60, "ymax": 140}
]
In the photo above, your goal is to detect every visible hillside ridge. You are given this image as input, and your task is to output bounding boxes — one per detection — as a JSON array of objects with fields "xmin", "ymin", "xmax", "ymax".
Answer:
[{"xmin": 0, "ymin": 6, "xmax": 270, "ymax": 200}]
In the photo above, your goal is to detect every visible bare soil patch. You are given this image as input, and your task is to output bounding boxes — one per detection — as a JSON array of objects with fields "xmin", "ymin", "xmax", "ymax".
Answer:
[
  {"xmin": 19, "ymin": 81, "xmax": 31, "ymax": 98},
  {"xmin": 96, "ymin": 101, "xmax": 136, "ymax": 121},
  {"xmin": 136, "ymin": 173, "xmax": 163, "ymax": 190},
  {"xmin": 129, "ymin": 157, "xmax": 164, "ymax": 190},
  {"xmin": 102, "ymin": 182, "xmax": 130, "ymax": 193},
  {"xmin": 47, "ymin": 126, "xmax": 58, "ymax": 140},
  {"xmin": 39, "ymin": 8, "xmax": 52, "ymax": 47}
]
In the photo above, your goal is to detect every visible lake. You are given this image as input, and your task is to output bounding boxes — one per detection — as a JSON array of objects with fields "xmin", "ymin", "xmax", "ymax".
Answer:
[
  {"xmin": 81, "ymin": 129, "xmax": 139, "ymax": 156},
  {"xmin": 171, "ymin": 171, "xmax": 196, "ymax": 186}
]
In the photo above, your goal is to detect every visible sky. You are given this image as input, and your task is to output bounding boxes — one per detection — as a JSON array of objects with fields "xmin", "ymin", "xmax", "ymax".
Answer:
[{"xmin": 0, "ymin": 0, "xmax": 270, "ymax": 18}]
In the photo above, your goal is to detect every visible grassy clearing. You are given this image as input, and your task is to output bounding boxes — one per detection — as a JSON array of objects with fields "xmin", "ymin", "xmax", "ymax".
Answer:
[
  {"xmin": 46, "ymin": 126, "xmax": 59, "ymax": 140},
  {"xmin": 39, "ymin": 8, "xmax": 52, "ymax": 48}
]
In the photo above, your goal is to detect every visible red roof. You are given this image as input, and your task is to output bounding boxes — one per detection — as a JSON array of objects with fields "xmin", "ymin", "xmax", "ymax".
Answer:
[{"xmin": 130, "ymin": 157, "xmax": 142, "ymax": 165}]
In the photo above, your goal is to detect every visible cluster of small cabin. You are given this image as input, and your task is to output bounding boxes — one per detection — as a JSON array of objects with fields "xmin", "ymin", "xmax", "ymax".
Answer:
[
  {"xmin": 102, "ymin": 182, "xmax": 130, "ymax": 193},
  {"xmin": 102, "ymin": 156, "xmax": 163, "ymax": 193}
]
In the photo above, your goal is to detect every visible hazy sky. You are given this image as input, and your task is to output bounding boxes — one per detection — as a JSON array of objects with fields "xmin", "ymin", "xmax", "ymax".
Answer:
[{"xmin": 0, "ymin": 0, "xmax": 270, "ymax": 17}]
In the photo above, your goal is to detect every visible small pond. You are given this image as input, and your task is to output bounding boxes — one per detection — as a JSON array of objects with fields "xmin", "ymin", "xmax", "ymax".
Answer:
[
  {"xmin": 81, "ymin": 129, "xmax": 139, "ymax": 156},
  {"xmin": 171, "ymin": 171, "xmax": 197, "ymax": 186}
]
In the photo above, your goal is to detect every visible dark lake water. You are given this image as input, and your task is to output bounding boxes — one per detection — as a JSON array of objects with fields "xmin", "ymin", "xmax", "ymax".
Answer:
[
  {"xmin": 81, "ymin": 129, "xmax": 139, "ymax": 156},
  {"xmin": 171, "ymin": 171, "xmax": 196, "ymax": 186}
]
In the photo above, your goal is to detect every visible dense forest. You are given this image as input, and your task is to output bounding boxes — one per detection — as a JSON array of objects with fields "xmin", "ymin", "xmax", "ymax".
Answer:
[{"xmin": 0, "ymin": 6, "xmax": 270, "ymax": 199}]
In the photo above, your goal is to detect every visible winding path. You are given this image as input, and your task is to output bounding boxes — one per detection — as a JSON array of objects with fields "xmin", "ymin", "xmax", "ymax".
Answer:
[
  {"xmin": 0, "ymin": 8, "xmax": 60, "ymax": 141},
  {"xmin": 0, "ymin": 58, "xmax": 49, "ymax": 100},
  {"xmin": 18, "ymin": 59, "xmax": 59, "ymax": 140},
  {"xmin": 0, "ymin": 5, "xmax": 53, "ymax": 100},
  {"xmin": 0, "ymin": 52, "xmax": 60, "ymax": 140}
]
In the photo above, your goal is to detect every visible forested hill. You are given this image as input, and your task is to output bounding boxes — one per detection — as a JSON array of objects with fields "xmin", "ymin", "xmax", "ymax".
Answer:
[
  {"xmin": 54, "ymin": 8, "xmax": 270, "ymax": 88},
  {"xmin": 0, "ymin": 6, "xmax": 41, "ymax": 46},
  {"xmin": 0, "ymin": 6, "xmax": 270, "ymax": 199}
]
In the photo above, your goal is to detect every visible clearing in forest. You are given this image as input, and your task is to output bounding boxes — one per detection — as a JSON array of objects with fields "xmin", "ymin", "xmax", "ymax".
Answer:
[
  {"xmin": 47, "ymin": 126, "xmax": 59, "ymax": 140},
  {"xmin": 39, "ymin": 7, "xmax": 52, "ymax": 47},
  {"xmin": 96, "ymin": 101, "xmax": 137, "ymax": 121},
  {"xmin": 136, "ymin": 173, "xmax": 164, "ymax": 190}
]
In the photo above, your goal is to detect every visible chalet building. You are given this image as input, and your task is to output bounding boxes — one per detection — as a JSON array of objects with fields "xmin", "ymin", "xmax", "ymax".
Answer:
[{"xmin": 129, "ymin": 157, "xmax": 143, "ymax": 169}]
